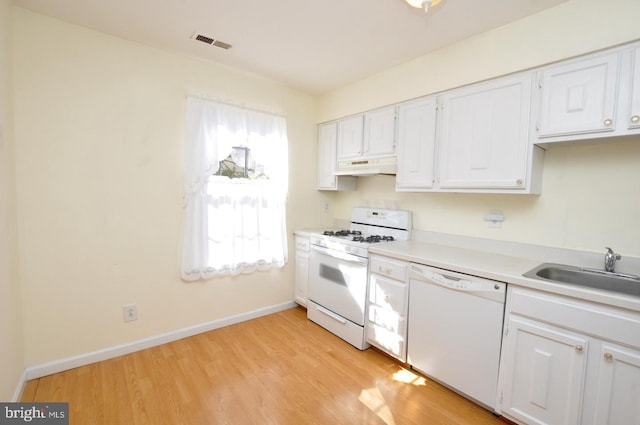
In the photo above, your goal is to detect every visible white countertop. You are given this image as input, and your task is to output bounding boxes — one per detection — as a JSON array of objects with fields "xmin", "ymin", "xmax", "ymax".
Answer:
[{"xmin": 370, "ymin": 239, "xmax": 640, "ymax": 313}]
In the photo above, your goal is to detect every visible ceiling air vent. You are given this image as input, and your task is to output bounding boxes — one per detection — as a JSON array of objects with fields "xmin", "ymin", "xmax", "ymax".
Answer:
[{"xmin": 191, "ymin": 33, "xmax": 232, "ymax": 50}]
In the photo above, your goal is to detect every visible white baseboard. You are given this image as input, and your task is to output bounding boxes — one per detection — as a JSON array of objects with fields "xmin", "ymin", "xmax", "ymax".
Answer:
[
  {"xmin": 11, "ymin": 369, "xmax": 28, "ymax": 401},
  {"xmin": 25, "ymin": 301, "xmax": 297, "ymax": 380}
]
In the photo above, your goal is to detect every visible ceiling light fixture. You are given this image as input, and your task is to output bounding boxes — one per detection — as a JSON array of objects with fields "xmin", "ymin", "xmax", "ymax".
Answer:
[{"xmin": 406, "ymin": 0, "xmax": 442, "ymax": 13}]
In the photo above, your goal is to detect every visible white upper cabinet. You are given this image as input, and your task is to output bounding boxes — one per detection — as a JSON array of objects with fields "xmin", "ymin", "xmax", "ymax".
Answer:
[
  {"xmin": 395, "ymin": 97, "xmax": 438, "ymax": 191},
  {"xmin": 534, "ymin": 41, "xmax": 640, "ymax": 144},
  {"xmin": 317, "ymin": 122, "xmax": 356, "ymax": 191},
  {"xmin": 627, "ymin": 46, "xmax": 640, "ymax": 131},
  {"xmin": 363, "ymin": 106, "xmax": 397, "ymax": 158},
  {"xmin": 337, "ymin": 107, "xmax": 396, "ymax": 162},
  {"xmin": 536, "ymin": 51, "xmax": 620, "ymax": 139},
  {"xmin": 337, "ymin": 115, "xmax": 364, "ymax": 160},
  {"xmin": 438, "ymin": 73, "xmax": 540, "ymax": 192}
]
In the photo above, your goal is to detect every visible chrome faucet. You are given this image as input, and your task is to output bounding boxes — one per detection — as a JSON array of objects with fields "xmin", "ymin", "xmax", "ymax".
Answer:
[{"xmin": 604, "ymin": 247, "xmax": 621, "ymax": 273}]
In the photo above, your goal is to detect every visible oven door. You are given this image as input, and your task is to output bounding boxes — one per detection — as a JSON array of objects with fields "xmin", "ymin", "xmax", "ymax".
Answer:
[{"xmin": 308, "ymin": 244, "xmax": 368, "ymax": 326}]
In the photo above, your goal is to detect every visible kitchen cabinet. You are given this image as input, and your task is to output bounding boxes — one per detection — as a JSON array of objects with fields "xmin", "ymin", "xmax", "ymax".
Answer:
[
  {"xmin": 498, "ymin": 286, "xmax": 640, "ymax": 425},
  {"xmin": 293, "ymin": 235, "xmax": 310, "ymax": 306},
  {"xmin": 337, "ymin": 107, "xmax": 396, "ymax": 162},
  {"xmin": 536, "ymin": 50, "xmax": 620, "ymax": 139},
  {"xmin": 533, "ymin": 41, "xmax": 640, "ymax": 144},
  {"xmin": 337, "ymin": 115, "xmax": 364, "ymax": 160},
  {"xmin": 395, "ymin": 96, "xmax": 438, "ymax": 191},
  {"xmin": 438, "ymin": 72, "xmax": 542, "ymax": 193},
  {"xmin": 363, "ymin": 106, "xmax": 397, "ymax": 158},
  {"xmin": 628, "ymin": 46, "xmax": 640, "ymax": 131},
  {"xmin": 366, "ymin": 254, "xmax": 409, "ymax": 362},
  {"xmin": 592, "ymin": 342, "xmax": 640, "ymax": 425},
  {"xmin": 500, "ymin": 315, "xmax": 588, "ymax": 425},
  {"xmin": 317, "ymin": 122, "xmax": 356, "ymax": 191}
]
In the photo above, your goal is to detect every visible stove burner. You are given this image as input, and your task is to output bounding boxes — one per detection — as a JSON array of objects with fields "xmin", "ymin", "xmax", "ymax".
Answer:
[
  {"xmin": 324, "ymin": 230, "xmax": 362, "ymax": 237},
  {"xmin": 351, "ymin": 235, "xmax": 395, "ymax": 243},
  {"xmin": 321, "ymin": 230, "xmax": 393, "ymax": 243}
]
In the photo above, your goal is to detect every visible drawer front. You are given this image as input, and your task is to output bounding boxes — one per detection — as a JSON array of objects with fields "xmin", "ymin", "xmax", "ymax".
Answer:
[
  {"xmin": 295, "ymin": 236, "xmax": 310, "ymax": 252},
  {"xmin": 367, "ymin": 322, "xmax": 406, "ymax": 361},
  {"xmin": 369, "ymin": 274, "xmax": 408, "ymax": 315},
  {"xmin": 369, "ymin": 255, "xmax": 408, "ymax": 282},
  {"xmin": 509, "ymin": 286, "xmax": 640, "ymax": 347},
  {"xmin": 368, "ymin": 304, "xmax": 406, "ymax": 334}
]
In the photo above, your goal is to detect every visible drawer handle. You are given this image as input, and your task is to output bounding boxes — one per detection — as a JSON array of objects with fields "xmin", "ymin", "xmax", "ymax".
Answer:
[
  {"xmin": 604, "ymin": 352, "xmax": 613, "ymax": 361},
  {"xmin": 317, "ymin": 305, "xmax": 347, "ymax": 324},
  {"xmin": 575, "ymin": 345, "xmax": 584, "ymax": 353},
  {"xmin": 379, "ymin": 266, "xmax": 392, "ymax": 275}
]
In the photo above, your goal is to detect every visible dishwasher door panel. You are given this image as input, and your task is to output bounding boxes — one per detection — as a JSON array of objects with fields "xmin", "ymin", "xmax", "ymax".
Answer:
[{"xmin": 408, "ymin": 277, "xmax": 505, "ymax": 411}]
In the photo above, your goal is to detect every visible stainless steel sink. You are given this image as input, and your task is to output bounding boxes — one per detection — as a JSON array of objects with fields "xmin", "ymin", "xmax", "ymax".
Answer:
[{"xmin": 523, "ymin": 263, "xmax": 640, "ymax": 297}]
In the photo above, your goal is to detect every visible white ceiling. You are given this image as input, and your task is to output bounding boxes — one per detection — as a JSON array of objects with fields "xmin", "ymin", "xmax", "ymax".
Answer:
[{"xmin": 13, "ymin": 0, "xmax": 567, "ymax": 95}]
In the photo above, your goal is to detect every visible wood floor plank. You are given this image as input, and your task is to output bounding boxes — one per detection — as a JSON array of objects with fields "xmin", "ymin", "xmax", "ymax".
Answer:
[{"xmin": 22, "ymin": 306, "xmax": 507, "ymax": 424}]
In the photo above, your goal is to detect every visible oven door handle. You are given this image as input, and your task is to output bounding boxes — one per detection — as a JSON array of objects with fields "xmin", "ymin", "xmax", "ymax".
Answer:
[{"xmin": 310, "ymin": 244, "xmax": 368, "ymax": 266}]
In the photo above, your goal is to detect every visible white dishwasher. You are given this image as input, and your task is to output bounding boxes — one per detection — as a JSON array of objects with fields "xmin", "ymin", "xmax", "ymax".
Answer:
[{"xmin": 407, "ymin": 262, "xmax": 506, "ymax": 412}]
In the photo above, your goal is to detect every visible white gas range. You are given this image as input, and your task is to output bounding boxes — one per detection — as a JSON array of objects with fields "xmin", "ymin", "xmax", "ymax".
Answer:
[{"xmin": 306, "ymin": 207, "xmax": 412, "ymax": 350}]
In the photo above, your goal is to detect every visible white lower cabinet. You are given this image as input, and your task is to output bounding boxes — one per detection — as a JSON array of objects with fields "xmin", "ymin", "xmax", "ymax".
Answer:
[
  {"xmin": 500, "ymin": 316, "xmax": 588, "ymax": 425},
  {"xmin": 294, "ymin": 235, "xmax": 310, "ymax": 306},
  {"xmin": 498, "ymin": 286, "xmax": 640, "ymax": 425},
  {"xmin": 366, "ymin": 255, "xmax": 409, "ymax": 362},
  {"xmin": 591, "ymin": 342, "xmax": 640, "ymax": 425}
]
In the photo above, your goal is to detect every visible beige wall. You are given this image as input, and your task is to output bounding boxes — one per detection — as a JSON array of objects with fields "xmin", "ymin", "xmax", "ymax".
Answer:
[
  {"xmin": 0, "ymin": 0, "xmax": 24, "ymax": 400},
  {"xmin": 13, "ymin": 7, "xmax": 324, "ymax": 366},
  {"xmin": 318, "ymin": 0, "xmax": 640, "ymax": 258}
]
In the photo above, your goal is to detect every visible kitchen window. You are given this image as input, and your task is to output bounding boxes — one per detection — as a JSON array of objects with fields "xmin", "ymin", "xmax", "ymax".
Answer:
[{"xmin": 181, "ymin": 96, "xmax": 288, "ymax": 280}]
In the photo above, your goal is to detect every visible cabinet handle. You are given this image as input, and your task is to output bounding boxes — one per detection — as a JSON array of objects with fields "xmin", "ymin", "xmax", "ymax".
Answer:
[
  {"xmin": 632, "ymin": 115, "xmax": 640, "ymax": 124},
  {"xmin": 604, "ymin": 352, "xmax": 614, "ymax": 361},
  {"xmin": 575, "ymin": 345, "xmax": 584, "ymax": 353},
  {"xmin": 516, "ymin": 179, "xmax": 524, "ymax": 186},
  {"xmin": 379, "ymin": 266, "xmax": 392, "ymax": 275},
  {"xmin": 604, "ymin": 118, "xmax": 613, "ymax": 127}
]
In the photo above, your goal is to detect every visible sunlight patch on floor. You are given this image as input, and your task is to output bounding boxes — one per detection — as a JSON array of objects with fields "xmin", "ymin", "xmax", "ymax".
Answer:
[
  {"xmin": 359, "ymin": 386, "xmax": 396, "ymax": 425},
  {"xmin": 392, "ymin": 367, "xmax": 426, "ymax": 386}
]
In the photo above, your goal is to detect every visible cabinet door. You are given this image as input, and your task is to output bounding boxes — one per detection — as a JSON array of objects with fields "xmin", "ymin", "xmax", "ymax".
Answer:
[
  {"xmin": 317, "ymin": 123, "xmax": 356, "ymax": 191},
  {"xmin": 363, "ymin": 107, "xmax": 396, "ymax": 158},
  {"xmin": 395, "ymin": 97, "xmax": 438, "ymax": 191},
  {"xmin": 629, "ymin": 47, "xmax": 640, "ymax": 130},
  {"xmin": 439, "ymin": 74, "xmax": 531, "ymax": 189},
  {"xmin": 501, "ymin": 316, "xmax": 588, "ymax": 425},
  {"xmin": 294, "ymin": 236, "xmax": 310, "ymax": 306},
  {"xmin": 591, "ymin": 343, "xmax": 640, "ymax": 425},
  {"xmin": 537, "ymin": 52, "xmax": 620, "ymax": 138},
  {"xmin": 317, "ymin": 123, "xmax": 338, "ymax": 189},
  {"xmin": 337, "ymin": 115, "xmax": 364, "ymax": 160}
]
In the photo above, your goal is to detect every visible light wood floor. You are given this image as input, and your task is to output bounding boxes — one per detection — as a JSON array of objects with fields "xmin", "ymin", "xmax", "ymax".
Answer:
[{"xmin": 22, "ymin": 306, "xmax": 508, "ymax": 425}]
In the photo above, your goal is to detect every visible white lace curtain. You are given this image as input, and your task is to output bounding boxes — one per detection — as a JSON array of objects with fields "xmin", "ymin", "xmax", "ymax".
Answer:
[{"xmin": 181, "ymin": 96, "xmax": 289, "ymax": 280}]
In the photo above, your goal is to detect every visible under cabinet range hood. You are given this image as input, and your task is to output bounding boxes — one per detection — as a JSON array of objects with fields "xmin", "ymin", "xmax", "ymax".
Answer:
[{"xmin": 334, "ymin": 156, "xmax": 397, "ymax": 176}]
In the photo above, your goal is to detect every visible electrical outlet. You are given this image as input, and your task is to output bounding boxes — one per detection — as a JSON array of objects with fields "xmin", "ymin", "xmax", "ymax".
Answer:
[{"xmin": 122, "ymin": 304, "xmax": 138, "ymax": 322}]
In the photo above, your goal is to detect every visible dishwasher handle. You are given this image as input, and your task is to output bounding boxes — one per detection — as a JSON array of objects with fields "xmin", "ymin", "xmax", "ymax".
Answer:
[{"xmin": 410, "ymin": 263, "xmax": 506, "ymax": 303}]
